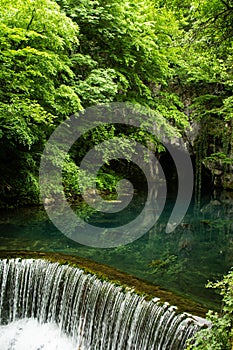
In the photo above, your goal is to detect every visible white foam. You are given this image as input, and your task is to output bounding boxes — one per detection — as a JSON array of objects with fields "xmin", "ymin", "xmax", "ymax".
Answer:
[{"xmin": 0, "ymin": 318, "xmax": 77, "ymax": 350}]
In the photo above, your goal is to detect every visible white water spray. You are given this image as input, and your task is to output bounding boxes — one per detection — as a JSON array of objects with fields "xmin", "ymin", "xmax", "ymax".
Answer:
[{"xmin": 0, "ymin": 259, "xmax": 206, "ymax": 349}]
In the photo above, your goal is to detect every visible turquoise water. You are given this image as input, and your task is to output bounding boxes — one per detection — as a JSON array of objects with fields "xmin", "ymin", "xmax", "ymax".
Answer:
[{"xmin": 0, "ymin": 192, "xmax": 232, "ymax": 310}]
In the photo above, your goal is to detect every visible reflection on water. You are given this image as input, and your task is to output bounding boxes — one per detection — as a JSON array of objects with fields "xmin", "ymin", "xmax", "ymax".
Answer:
[{"xmin": 0, "ymin": 191, "xmax": 232, "ymax": 310}]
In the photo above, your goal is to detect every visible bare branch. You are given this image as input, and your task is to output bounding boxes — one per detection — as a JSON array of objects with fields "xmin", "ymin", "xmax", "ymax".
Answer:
[{"xmin": 26, "ymin": 8, "xmax": 36, "ymax": 31}]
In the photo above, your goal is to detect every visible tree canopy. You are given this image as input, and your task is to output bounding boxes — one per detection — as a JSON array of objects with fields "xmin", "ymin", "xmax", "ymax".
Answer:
[{"xmin": 0, "ymin": 0, "xmax": 232, "ymax": 206}]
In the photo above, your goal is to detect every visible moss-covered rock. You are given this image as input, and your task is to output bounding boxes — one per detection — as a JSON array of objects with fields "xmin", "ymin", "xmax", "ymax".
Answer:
[{"xmin": 0, "ymin": 250, "xmax": 207, "ymax": 317}]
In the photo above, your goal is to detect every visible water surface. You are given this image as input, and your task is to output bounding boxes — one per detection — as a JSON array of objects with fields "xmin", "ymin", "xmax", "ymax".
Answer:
[{"xmin": 0, "ymin": 191, "xmax": 232, "ymax": 310}]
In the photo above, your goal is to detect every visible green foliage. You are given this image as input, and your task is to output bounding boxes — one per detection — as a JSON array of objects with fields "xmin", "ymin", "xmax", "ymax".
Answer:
[
  {"xmin": 0, "ymin": 0, "xmax": 81, "ymax": 206},
  {"xmin": 58, "ymin": 0, "xmax": 187, "ymax": 127},
  {"xmin": 148, "ymin": 255, "xmax": 178, "ymax": 274},
  {"xmin": 0, "ymin": 0, "xmax": 191, "ymax": 207},
  {"xmin": 96, "ymin": 169, "xmax": 121, "ymax": 195},
  {"xmin": 186, "ymin": 269, "xmax": 233, "ymax": 350},
  {"xmin": 1, "ymin": 0, "xmax": 232, "ymax": 206},
  {"xmin": 75, "ymin": 68, "xmax": 118, "ymax": 105},
  {"xmin": 204, "ymin": 152, "xmax": 233, "ymax": 166},
  {"xmin": 167, "ymin": 0, "xmax": 233, "ymax": 191}
]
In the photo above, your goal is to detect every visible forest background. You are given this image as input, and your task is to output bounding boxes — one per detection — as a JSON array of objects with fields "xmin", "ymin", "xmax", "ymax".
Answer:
[
  {"xmin": 0, "ymin": 0, "xmax": 232, "ymax": 207},
  {"xmin": 1, "ymin": 1, "xmax": 233, "ymax": 348}
]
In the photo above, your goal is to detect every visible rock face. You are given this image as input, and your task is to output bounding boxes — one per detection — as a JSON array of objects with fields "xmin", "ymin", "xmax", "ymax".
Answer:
[
  {"xmin": 184, "ymin": 118, "xmax": 233, "ymax": 193},
  {"xmin": 202, "ymin": 152, "xmax": 233, "ymax": 191},
  {"xmin": 177, "ymin": 81, "xmax": 233, "ymax": 194}
]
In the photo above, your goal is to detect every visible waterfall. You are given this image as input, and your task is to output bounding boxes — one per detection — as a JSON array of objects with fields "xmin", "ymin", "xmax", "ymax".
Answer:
[{"xmin": 0, "ymin": 259, "xmax": 205, "ymax": 349}]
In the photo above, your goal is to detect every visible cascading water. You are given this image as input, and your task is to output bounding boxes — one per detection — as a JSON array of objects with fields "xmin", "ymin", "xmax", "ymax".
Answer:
[{"xmin": 0, "ymin": 259, "xmax": 206, "ymax": 349}]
